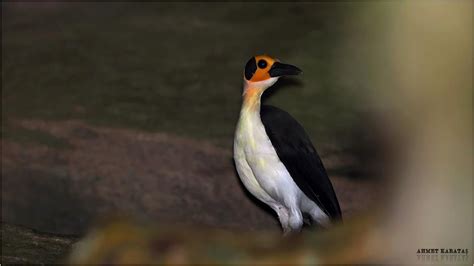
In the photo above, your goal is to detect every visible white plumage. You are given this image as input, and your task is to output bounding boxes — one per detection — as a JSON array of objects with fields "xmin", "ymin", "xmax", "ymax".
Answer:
[{"xmin": 233, "ymin": 84, "xmax": 328, "ymax": 234}]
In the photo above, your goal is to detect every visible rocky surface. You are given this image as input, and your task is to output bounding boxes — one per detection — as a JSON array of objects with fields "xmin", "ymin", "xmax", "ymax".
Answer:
[
  {"xmin": 1, "ymin": 120, "xmax": 384, "ymax": 263},
  {"xmin": 2, "ymin": 120, "xmax": 282, "ymax": 235}
]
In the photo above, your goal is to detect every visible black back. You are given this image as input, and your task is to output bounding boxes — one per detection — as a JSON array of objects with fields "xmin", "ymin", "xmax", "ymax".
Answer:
[{"xmin": 260, "ymin": 105, "xmax": 342, "ymax": 221}]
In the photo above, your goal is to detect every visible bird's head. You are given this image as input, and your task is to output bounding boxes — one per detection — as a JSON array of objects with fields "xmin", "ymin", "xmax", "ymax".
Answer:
[{"xmin": 243, "ymin": 55, "xmax": 302, "ymax": 91}]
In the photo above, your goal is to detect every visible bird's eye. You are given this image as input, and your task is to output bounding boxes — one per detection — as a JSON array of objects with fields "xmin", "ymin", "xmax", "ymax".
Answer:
[{"xmin": 257, "ymin": 59, "xmax": 267, "ymax": 69}]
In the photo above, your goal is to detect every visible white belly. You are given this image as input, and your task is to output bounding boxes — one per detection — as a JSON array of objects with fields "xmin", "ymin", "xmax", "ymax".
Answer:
[
  {"xmin": 233, "ymin": 107, "xmax": 329, "ymax": 229},
  {"xmin": 233, "ymin": 110, "xmax": 304, "ymax": 208}
]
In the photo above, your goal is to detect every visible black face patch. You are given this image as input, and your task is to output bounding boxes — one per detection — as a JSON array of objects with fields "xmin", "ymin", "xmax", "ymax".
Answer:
[
  {"xmin": 257, "ymin": 59, "xmax": 267, "ymax": 69},
  {"xmin": 244, "ymin": 57, "xmax": 257, "ymax": 80}
]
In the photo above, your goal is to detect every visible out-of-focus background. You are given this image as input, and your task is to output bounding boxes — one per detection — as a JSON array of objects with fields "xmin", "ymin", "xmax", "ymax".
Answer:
[{"xmin": 1, "ymin": 1, "xmax": 472, "ymax": 264}]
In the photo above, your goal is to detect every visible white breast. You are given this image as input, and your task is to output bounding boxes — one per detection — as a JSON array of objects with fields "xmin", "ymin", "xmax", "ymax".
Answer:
[
  {"xmin": 233, "ymin": 106, "xmax": 330, "ymax": 230},
  {"xmin": 233, "ymin": 109, "xmax": 302, "ymax": 206}
]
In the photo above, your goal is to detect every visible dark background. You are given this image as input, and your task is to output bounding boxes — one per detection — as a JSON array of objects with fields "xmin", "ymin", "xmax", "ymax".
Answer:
[{"xmin": 1, "ymin": 2, "xmax": 397, "ymax": 263}]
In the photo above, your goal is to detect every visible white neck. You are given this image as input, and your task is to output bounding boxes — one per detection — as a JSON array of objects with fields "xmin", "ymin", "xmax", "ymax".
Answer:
[{"xmin": 241, "ymin": 77, "xmax": 278, "ymax": 114}]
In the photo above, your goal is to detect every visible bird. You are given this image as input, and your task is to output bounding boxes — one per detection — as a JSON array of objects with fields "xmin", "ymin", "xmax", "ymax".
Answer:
[{"xmin": 233, "ymin": 55, "xmax": 342, "ymax": 234}]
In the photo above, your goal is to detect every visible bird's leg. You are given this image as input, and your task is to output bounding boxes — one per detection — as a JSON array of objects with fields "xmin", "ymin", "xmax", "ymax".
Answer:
[
  {"xmin": 273, "ymin": 206, "xmax": 304, "ymax": 235},
  {"xmin": 288, "ymin": 208, "xmax": 303, "ymax": 233},
  {"xmin": 273, "ymin": 205, "xmax": 291, "ymax": 235}
]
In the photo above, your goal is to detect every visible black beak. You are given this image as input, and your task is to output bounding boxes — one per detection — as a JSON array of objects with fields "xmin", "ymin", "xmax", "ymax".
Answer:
[{"xmin": 269, "ymin": 62, "xmax": 302, "ymax": 77}]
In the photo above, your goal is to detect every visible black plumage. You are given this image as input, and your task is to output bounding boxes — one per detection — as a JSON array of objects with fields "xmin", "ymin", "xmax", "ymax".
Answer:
[{"xmin": 260, "ymin": 105, "xmax": 342, "ymax": 221}]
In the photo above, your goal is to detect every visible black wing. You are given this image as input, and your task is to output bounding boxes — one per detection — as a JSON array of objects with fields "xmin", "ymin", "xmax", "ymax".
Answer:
[{"xmin": 260, "ymin": 105, "xmax": 342, "ymax": 221}]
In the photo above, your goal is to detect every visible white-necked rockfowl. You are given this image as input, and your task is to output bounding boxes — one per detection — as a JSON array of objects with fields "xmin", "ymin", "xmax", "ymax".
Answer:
[{"xmin": 233, "ymin": 55, "xmax": 342, "ymax": 234}]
